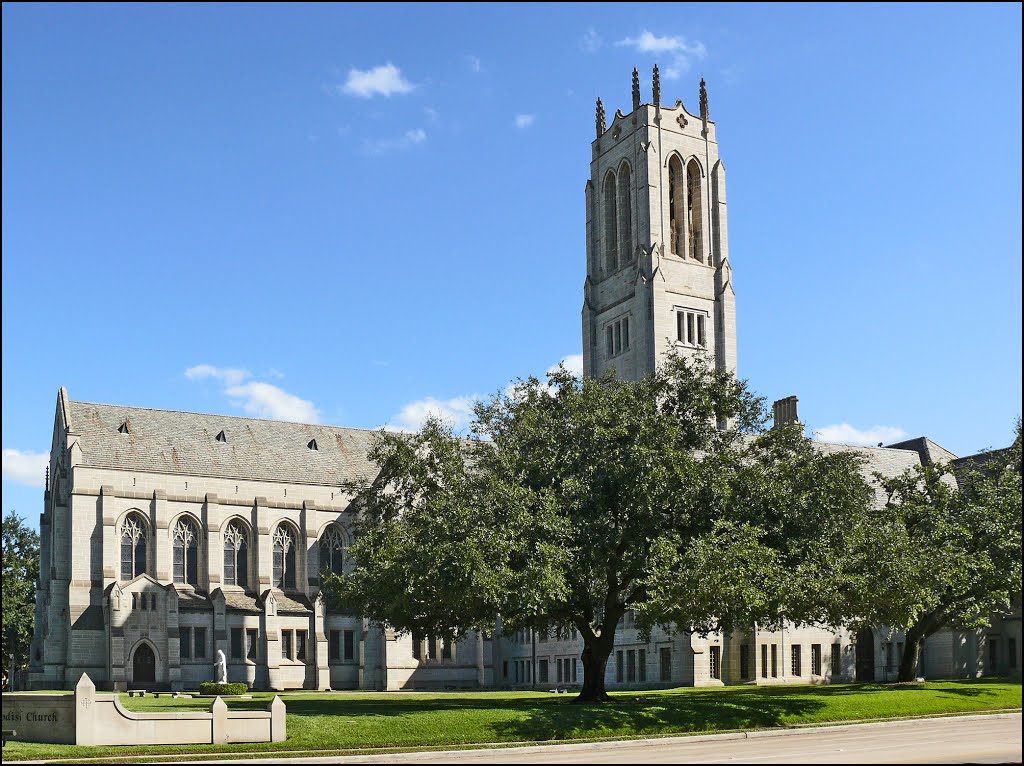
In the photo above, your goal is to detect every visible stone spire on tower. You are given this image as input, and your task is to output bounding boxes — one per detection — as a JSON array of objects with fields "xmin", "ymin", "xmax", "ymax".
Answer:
[
  {"xmin": 632, "ymin": 68, "xmax": 641, "ymax": 111},
  {"xmin": 699, "ymin": 77, "xmax": 709, "ymax": 136},
  {"xmin": 595, "ymin": 98, "xmax": 606, "ymax": 137}
]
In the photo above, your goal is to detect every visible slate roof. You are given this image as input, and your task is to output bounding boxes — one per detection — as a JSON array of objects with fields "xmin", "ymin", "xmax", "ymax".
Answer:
[
  {"xmin": 67, "ymin": 399, "xmax": 381, "ymax": 487},
  {"xmin": 812, "ymin": 441, "xmax": 933, "ymax": 509},
  {"xmin": 177, "ymin": 589, "xmax": 213, "ymax": 611},
  {"xmin": 222, "ymin": 592, "xmax": 263, "ymax": 614}
]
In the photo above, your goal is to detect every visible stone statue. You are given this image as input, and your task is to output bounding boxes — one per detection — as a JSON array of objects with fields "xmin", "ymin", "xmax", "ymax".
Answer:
[{"xmin": 214, "ymin": 648, "xmax": 227, "ymax": 683}]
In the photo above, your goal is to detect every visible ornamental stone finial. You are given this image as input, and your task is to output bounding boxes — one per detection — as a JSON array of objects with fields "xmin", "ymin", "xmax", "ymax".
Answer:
[
  {"xmin": 596, "ymin": 98, "xmax": 606, "ymax": 137},
  {"xmin": 632, "ymin": 68, "xmax": 641, "ymax": 111},
  {"xmin": 652, "ymin": 64, "xmax": 661, "ymax": 107},
  {"xmin": 700, "ymin": 77, "xmax": 709, "ymax": 135}
]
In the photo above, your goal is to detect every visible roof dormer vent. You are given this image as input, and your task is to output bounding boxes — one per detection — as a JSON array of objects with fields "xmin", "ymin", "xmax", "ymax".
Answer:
[
  {"xmin": 307, "ymin": 439, "xmax": 318, "ymax": 451},
  {"xmin": 216, "ymin": 430, "xmax": 227, "ymax": 443},
  {"xmin": 118, "ymin": 419, "xmax": 132, "ymax": 435}
]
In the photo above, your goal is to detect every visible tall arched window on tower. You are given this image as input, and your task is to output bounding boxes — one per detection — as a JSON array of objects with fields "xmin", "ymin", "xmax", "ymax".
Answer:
[
  {"xmin": 319, "ymin": 525, "xmax": 347, "ymax": 576},
  {"xmin": 223, "ymin": 520, "xmax": 249, "ymax": 588},
  {"xmin": 172, "ymin": 516, "xmax": 200, "ymax": 587},
  {"xmin": 273, "ymin": 523, "xmax": 297, "ymax": 590},
  {"xmin": 668, "ymin": 156, "xmax": 685, "ymax": 256},
  {"xmin": 617, "ymin": 161, "xmax": 632, "ymax": 262},
  {"xmin": 120, "ymin": 512, "xmax": 148, "ymax": 580},
  {"xmin": 603, "ymin": 170, "xmax": 618, "ymax": 272},
  {"xmin": 687, "ymin": 159, "xmax": 704, "ymax": 262}
]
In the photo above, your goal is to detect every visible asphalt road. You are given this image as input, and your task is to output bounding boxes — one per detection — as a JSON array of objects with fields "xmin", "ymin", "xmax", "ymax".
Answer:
[{"xmin": 157, "ymin": 713, "xmax": 1022, "ymax": 764}]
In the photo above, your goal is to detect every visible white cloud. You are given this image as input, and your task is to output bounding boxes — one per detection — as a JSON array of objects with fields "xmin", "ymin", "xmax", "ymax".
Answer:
[
  {"xmin": 185, "ymin": 365, "xmax": 321, "ymax": 424},
  {"xmin": 547, "ymin": 353, "xmax": 584, "ymax": 379},
  {"xmin": 466, "ymin": 54, "xmax": 482, "ymax": 73},
  {"xmin": 580, "ymin": 28, "xmax": 603, "ymax": 53},
  {"xmin": 340, "ymin": 63, "xmax": 414, "ymax": 98},
  {"xmin": 184, "ymin": 364, "xmax": 249, "ymax": 387},
  {"xmin": 387, "ymin": 395, "xmax": 480, "ymax": 433},
  {"xmin": 514, "ymin": 114, "xmax": 535, "ymax": 129},
  {"xmin": 813, "ymin": 423, "xmax": 908, "ymax": 447},
  {"xmin": 616, "ymin": 30, "xmax": 707, "ymax": 81},
  {"xmin": 362, "ymin": 128, "xmax": 427, "ymax": 156},
  {"xmin": 2, "ymin": 449, "xmax": 49, "ymax": 488}
]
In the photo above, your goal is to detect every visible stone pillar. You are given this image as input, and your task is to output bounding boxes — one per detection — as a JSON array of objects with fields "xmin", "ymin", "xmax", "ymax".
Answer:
[
  {"xmin": 314, "ymin": 594, "xmax": 329, "ymax": 690},
  {"xmin": 269, "ymin": 695, "xmax": 287, "ymax": 742},
  {"xmin": 153, "ymin": 490, "xmax": 171, "ymax": 582},
  {"xmin": 255, "ymin": 498, "xmax": 272, "ymax": 591},
  {"xmin": 211, "ymin": 696, "xmax": 228, "ymax": 745},
  {"xmin": 262, "ymin": 589, "xmax": 281, "ymax": 690},
  {"xmin": 74, "ymin": 673, "xmax": 97, "ymax": 746},
  {"xmin": 167, "ymin": 586, "xmax": 183, "ymax": 691},
  {"xmin": 100, "ymin": 487, "xmax": 118, "ymax": 586},
  {"xmin": 205, "ymin": 494, "xmax": 223, "ymax": 592}
]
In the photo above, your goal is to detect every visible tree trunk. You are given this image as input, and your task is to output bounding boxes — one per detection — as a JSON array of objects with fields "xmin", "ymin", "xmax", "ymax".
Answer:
[
  {"xmin": 574, "ymin": 638, "xmax": 614, "ymax": 703},
  {"xmin": 897, "ymin": 624, "xmax": 925, "ymax": 682}
]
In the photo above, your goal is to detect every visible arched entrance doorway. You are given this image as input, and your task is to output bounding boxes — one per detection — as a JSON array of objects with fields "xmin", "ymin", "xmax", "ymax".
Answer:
[
  {"xmin": 132, "ymin": 643, "xmax": 156, "ymax": 687},
  {"xmin": 855, "ymin": 626, "xmax": 875, "ymax": 683}
]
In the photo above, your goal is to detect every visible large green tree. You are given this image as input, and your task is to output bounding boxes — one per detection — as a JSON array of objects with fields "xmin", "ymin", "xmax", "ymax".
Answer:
[
  {"xmin": 326, "ymin": 354, "xmax": 873, "ymax": 702},
  {"xmin": 2, "ymin": 510, "xmax": 40, "ymax": 687},
  {"xmin": 843, "ymin": 421, "xmax": 1022, "ymax": 682}
]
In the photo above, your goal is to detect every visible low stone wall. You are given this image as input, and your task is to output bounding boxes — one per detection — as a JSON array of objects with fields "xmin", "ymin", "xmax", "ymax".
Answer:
[{"xmin": 1, "ymin": 674, "xmax": 286, "ymax": 746}]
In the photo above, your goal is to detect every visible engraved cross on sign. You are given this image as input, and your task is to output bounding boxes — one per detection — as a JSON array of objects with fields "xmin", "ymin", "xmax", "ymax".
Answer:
[{"xmin": 676, "ymin": 113, "xmax": 688, "ymax": 128}]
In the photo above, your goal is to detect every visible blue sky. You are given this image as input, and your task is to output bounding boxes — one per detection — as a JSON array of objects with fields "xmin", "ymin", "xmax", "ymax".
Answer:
[{"xmin": 3, "ymin": 3, "xmax": 1022, "ymax": 525}]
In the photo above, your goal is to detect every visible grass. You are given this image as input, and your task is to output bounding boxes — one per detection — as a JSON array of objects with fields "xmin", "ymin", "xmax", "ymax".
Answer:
[{"xmin": 2, "ymin": 678, "xmax": 1020, "ymax": 762}]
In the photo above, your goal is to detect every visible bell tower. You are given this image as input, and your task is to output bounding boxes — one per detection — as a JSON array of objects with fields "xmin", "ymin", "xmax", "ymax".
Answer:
[{"xmin": 582, "ymin": 67, "xmax": 736, "ymax": 381}]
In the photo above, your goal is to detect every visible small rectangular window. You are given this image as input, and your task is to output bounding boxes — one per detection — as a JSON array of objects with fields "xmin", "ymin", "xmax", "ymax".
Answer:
[
  {"xmin": 282, "ymin": 630, "xmax": 292, "ymax": 660},
  {"xmin": 811, "ymin": 644, "xmax": 822, "ymax": 676},
  {"xmin": 247, "ymin": 628, "xmax": 258, "ymax": 661},
  {"xmin": 231, "ymin": 628, "xmax": 243, "ymax": 660},
  {"xmin": 627, "ymin": 649, "xmax": 636, "ymax": 682},
  {"xmin": 179, "ymin": 627, "xmax": 191, "ymax": 659},
  {"xmin": 771, "ymin": 644, "xmax": 778, "ymax": 677},
  {"xmin": 614, "ymin": 322, "xmax": 622, "ymax": 354},
  {"xmin": 428, "ymin": 638, "xmax": 438, "ymax": 661},
  {"xmin": 709, "ymin": 645, "xmax": 721, "ymax": 680},
  {"xmin": 791, "ymin": 645, "xmax": 802, "ymax": 676},
  {"xmin": 540, "ymin": 659, "xmax": 549, "ymax": 684},
  {"xmin": 831, "ymin": 644, "xmax": 841, "ymax": 676},
  {"xmin": 623, "ymin": 317, "xmax": 629, "ymax": 349},
  {"xmin": 442, "ymin": 638, "xmax": 452, "ymax": 660},
  {"xmin": 638, "ymin": 648, "xmax": 647, "ymax": 682},
  {"xmin": 344, "ymin": 629, "xmax": 356, "ymax": 661},
  {"xmin": 1009, "ymin": 638, "xmax": 1017, "ymax": 669},
  {"xmin": 296, "ymin": 630, "xmax": 307, "ymax": 661},
  {"xmin": 412, "ymin": 630, "xmax": 423, "ymax": 660},
  {"xmin": 740, "ymin": 644, "xmax": 750, "ymax": 680},
  {"xmin": 697, "ymin": 314, "xmax": 706, "ymax": 347},
  {"xmin": 762, "ymin": 644, "xmax": 769, "ymax": 678},
  {"xmin": 616, "ymin": 650, "xmax": 624, "ymax": 682},
  {"xmin": 687, "ymin": 312, "xmax": 695, "ymax": 345},
  {"xmin": 194, "ymin": 627, "xmax": 207, "ymax": 659},
  {"xmin": 329, "ymin": 630, "xmax": 341, "ymax": 662},
  {"xmin": 606, "ymin": 326, "xmax": 614, "ymax": 356},
  {"xmin": 988, "ymin": 638, "xmax": 998, "ymax": 673},
  {"xmin": 572, "ymin": 658, "xmax": 578, "ymax": 683},
  {"xmin": 660, "ymin": 647, "xmax": 672, "ymax": 682}
]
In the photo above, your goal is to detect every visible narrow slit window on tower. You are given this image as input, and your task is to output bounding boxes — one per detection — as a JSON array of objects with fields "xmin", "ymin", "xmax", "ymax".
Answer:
[
  {"xmin": 604, "ymin": 315, "xmax": 631, "ymax": 359},
  {"xmin": 603, "ymin": 170, "xmax": 618, "ymax": 272},
  {"xmin": 677, "ymin": 309, "xmax": 709, "ymax": 348},
  {"xmin": 697, "ymin": 314, "xmax": 706, "ymax": 347},
  {"xmin": 687, "ymin": 159, "xmax": 704, "ymax": 262},
  {"xmin": 669, "ymin": 155, "xmax": 684, "ymax": 256}
]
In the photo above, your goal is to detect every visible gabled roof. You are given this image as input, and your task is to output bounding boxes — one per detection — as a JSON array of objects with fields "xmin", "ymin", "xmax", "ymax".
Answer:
[{"xmin": 65, "ymin": 397, "xmax": 381, "ymax": 487}]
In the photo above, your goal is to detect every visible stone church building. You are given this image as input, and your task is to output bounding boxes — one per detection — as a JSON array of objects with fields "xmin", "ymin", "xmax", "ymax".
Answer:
[{"xmin": 28, "ymin": 69, "xmax": 1020, "ymax": 692}]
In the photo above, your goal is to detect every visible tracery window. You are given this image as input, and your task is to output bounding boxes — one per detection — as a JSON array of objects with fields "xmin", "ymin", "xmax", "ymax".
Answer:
[
  {"xmin": 319, "ymin": 525, "xmax": 347, "ymax": 576},
  {"xmin": 172, "ymin": 516, "xmax": 200, "ymax": 586},
  {"xmin": 687, "ymin": 159, "xmax": 703, "ymax": 262},
  {"xmin": 273, "ymin": 524, "xmax": 297, "ymax": 590},
  {"xmin": 668, "ymin": 155, "xmax": 684, "ymax": 256},
  {"xmin": 223, "ymin": 520, "xmax": 249, "ymax": 587},
  {"xmin": 120, "ymin": 512, "xmax": 148, "ymax": 580},
  {"xmin": 616, "ymin": 161, "xmax": 632, "ymax": 262},
  {"xmin": 603, "ymin": 170, "xmax": 618, "ymax": 272}
]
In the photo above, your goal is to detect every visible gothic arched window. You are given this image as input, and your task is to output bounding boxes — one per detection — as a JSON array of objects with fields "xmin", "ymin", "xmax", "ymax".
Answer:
[
  {"xmin": 172, "ymin": 516, "xmax": 200, "ymax": 587},
  {"xmin": 603, "ymin": 170, "xmax": 618, "ymax": 272},
  {"xmin": 668, "ymin": 155, "xmax": 685, "ymax": 256},
  {"xmin": 223, "ymin": 520, "xmax": 249, "ymax": 588},
  {"xmin": 273, "ymin": 524, "xmax": 297, "ymax": 590},
  {"xmin": 319, "ymin": 526, "xmax": 347, "ymax": 576},
  {"xmin": 687, "ymin": 159, "xmax": 704, "ymax": 262},
  {"xmin": 120, "ymin": 512, "xmax": 148, "ymax": 580},
  {"xmin": 617, "ymin": 161, "xmax": 632, "ymax": 262}
]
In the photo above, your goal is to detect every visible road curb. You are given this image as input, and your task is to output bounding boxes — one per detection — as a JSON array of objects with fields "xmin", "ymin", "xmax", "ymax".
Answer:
[{"xmin": 142, "ymin": 711, "xmax": 1023, "ymax": 764}]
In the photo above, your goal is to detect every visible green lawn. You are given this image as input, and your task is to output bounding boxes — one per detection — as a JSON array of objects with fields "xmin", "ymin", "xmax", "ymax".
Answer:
[{"xmin": 3, "ymin": 679, "xmax": 1020, "ymax": 762}]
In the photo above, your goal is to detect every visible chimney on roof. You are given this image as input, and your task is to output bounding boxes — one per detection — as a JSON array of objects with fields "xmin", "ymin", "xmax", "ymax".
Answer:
[{"xmin": 772, "ymin": 396, "xmax": 800, "ymax": 429}]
